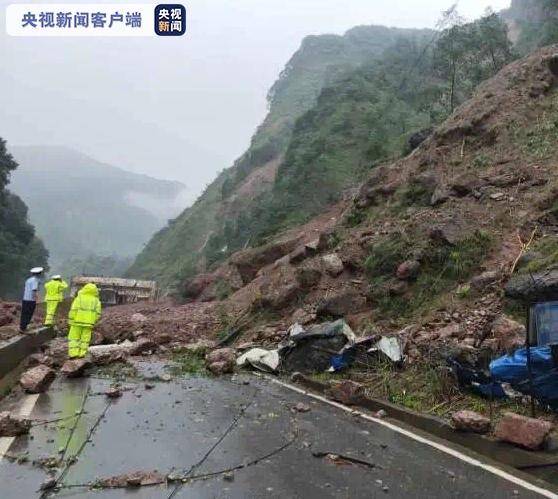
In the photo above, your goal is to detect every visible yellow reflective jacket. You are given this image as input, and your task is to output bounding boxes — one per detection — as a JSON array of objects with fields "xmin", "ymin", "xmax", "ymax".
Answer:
[
  {"xmin": 44, "ymin": 279, "xmax": 68, "ymax": 302},
  {"xmin": 68, "ymin": 283, "xmax": 102, "ymax": 326}
]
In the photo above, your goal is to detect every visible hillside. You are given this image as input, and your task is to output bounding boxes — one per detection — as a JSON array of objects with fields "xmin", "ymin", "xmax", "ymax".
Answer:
[
  {"xmin": 0, "ymin": 140, "xmax": 48, "ymax": 299},
  {"xmin": 100, "ymin": 44, "xmax": 558, "ymax": 422},
  {"xmin": 9, "ymin": 146, "xmax": 184, "ymax": 276},
  {"xmin": 127, "ymin": 25, "xmax": 433, "ymax": 287}
]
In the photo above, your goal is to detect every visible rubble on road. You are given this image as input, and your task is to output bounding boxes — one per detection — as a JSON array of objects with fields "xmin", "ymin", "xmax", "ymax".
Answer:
[
  {"xmin": 451, "ymin": 410, "xmax": 491, "ymax": 434},
  {"xmin": 27, "ymin": 353, "xmax": 52, "ymax": 368},
  {"xmin": 60, "ymin": 358, "xmax": 92, "ymax": 378},
  {"xmin": 20, "ymin": 365, "xmax": 55, "ymax": 393},
  {"xmin": 43, "ymin": 338, "xmax": 68, "ymax": 367},
  {"xmin": 206, "ymin": 348, "xmax": 236, "ymax": 375},
  {"xmin": 293, "ymin": 402, "xmax": 311, "ymax": 413},
  {"xmin": 105, "ymin": 387, "xmax": 123, "ymax": 399},
  {"xmin": 95, "ymin": 470, "xmax": 165, "ymax": 488},
  {"xmin": 0, "ymin": 411, "xmax": 31, "ymax": 436},
  {"xmin": 89, "ymin": 343, "xmax": 131, "ymax": 365},
  {"xmin": 495, "ymin": 412, "xmax": 553, "ymax": 450},
  {"xmin": 326, "ymin": 380, "xmax": 365, "ymax": 405}
]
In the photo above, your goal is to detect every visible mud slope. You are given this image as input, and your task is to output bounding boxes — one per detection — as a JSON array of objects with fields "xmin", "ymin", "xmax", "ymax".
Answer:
[{"xmin": 147, "ymin": 46, "xmax": 558, "ymax": 353}]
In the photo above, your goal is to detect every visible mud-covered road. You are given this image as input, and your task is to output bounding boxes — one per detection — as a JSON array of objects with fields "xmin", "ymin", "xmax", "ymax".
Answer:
[{"xmin": 0, "ymin": 362, "xmax": 556, "ymax": 498}]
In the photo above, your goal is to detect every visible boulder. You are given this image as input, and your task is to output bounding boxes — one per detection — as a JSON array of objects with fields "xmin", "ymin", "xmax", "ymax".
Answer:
[
  {"xmin": 490, "ymin": 315, "xmax": 525, "ymax": 352},
  {"xmin": 97, "ymin": 471, "xmax": 165, "ymax": 489},
  {"xmin": 430, "ymin": 186, "xmax": 450, "ymax": 206},
  {"xmin": 354, "ymin": 167, "xmax": 389, "ymax": 208},
  {"xmin": 450, "ymin": 173, "xmax": 483, "ymax": 197},
  {"xmin": 289, "ymin": 246, "xmax": 308, "ymax": 264},
  {"xmin": 322, "ymin": 254, "xmax": 344, "ymax": 277},
  {"xmin": 60, "ymin": 358, "xmax": 92, "ymax": 378},
  {"xmin": 20, "ymin": 365, "xmax": 55, "ymax": 393},
  {"xmin": 451, "ymin": 410, "xmax": 490, "ymax": 434},
  {"xmin": 291, "ymin": 308, "xmax": 316, "ymax": 325},
  {"xmin": 90, "ymin": 348, "xmax": 128, "ymax": 365},
  {"xmin": 183, "ymin": 274, "xmax": 215, "ymax": 299},
  {"xmin": 105, "ymin": 387, "xmax": 122, "ymax": 399},
  {"xmin": 0, "ymin": 412, "xmax": 31, "ymax": 437},
  {"xmin": 232, "ymin": 237, "xmax": 300, "ymax": 284},
  {"xmin": 27, "ymin": 353, "xmax": 52, "ymax": 368},
  {"xmin": 495, "ymin": 412, "xmax": 553, "ymax": 450},
  {"xmin": 326, "ymin": 380, "xmax": 365, "ymax": 405},
  {"xmin": 505, "ymin": 270, "xmax": 558, "ymax": 302},
  {"xmin": 258, "ymin": 282, "xmax": 301, "ymax": 311},
  {"xmin": 316, "ymin": 290, "xmax": 366, "ymax": 319},
  {"xmin": 470, "ymin": 270, "xmax": 500, "ymax": 291},
  {"xmin": 396, "ymin": 260, "xmax": 420, "ymax": 281},
  {"xmin": 295, "ymin": 267, "xmax": 322, "ymax": 288},
  {"xmin": 428, "ymin": 224, "xmax": 463, "ymax": 246},
  {"xmin": 206, "ymin": 348, "xmax": 235, "ymax": 375},
  {"xmin": 44, "ymin": 338, "xmax": 68, "ymax": 367},
  {"xmin": 274, "ymin": 254, "xmax": 292, "ymax": 268}
]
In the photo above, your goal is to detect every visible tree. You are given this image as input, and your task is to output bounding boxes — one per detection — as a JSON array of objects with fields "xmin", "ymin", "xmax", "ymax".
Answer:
[
  {"xmin": 0, "ymin": 139, "xmax": 49, "ymax": 299},
  {"xmin": 434, "ymin": 8, "xmax": 514, "ymax": 114}
]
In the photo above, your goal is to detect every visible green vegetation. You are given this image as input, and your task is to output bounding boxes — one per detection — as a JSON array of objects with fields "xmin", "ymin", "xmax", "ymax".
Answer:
[
  {"xmin": 170, "ymin": 350, "xmax": 208, "ymax": 376},
  {"xmin": 131, "ymin": 10, "xmax": 515, "ymax": 289},
  {"xmin": 434, "ymin": 7, "xmax": 513, "ymax": 113},
  {"xmin": 129, "ymin": 25, "xmax": 433, "ymax": 286},
  {"xmin": 520, "ymin": 235, "xmax": 558, "ymax": 273},
  {"xmin": 355, "ymin": 360, "xmax": 549, "ymax": 418},
  {"xmin": 511, "ymin": 0, "xmax": 558, "ymax": 53},
  {"xmin": 365, "ymin": 230, "xmax": 493, "ymax": 320},
  {"xmin": 0, "ymin": 139, "xmax": 49, "ymax": 299}
]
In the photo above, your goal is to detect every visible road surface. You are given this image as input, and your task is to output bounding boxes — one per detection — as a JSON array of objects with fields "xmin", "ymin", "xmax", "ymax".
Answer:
[{"xmin": 0, "ymin": 360, "xmax": 556, "ymax": 498}]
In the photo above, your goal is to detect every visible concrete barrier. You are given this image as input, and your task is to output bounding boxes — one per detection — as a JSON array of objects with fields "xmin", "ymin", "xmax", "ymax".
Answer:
[{"xmin": 0, "ymin": 327, "xmax": 55, "ymax": 378}]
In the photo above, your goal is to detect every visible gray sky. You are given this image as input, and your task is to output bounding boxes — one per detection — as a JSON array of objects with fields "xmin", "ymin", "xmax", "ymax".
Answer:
[{"xmin": 0, "ymin": 0, "xmax": 510, "ymax": 205}]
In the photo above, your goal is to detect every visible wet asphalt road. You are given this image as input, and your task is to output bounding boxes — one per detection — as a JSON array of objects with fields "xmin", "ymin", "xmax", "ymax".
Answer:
[{"xmin": 0, "ymin": 361, "xmax": 556, "ymax": 498}]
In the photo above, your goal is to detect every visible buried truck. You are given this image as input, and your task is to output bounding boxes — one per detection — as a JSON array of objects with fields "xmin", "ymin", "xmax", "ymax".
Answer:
[{"xmin": 70, "ymin": 276, "xmax": 158, "ymax": 306}]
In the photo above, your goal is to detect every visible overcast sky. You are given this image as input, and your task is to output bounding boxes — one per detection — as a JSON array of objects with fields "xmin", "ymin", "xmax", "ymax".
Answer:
[{"xmin": 0, "ymin": 0, "xmax": 510, "ymax": 205}]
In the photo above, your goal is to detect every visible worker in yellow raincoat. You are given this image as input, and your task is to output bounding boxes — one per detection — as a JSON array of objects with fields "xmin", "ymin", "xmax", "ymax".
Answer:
[
  {"xmin": 44, "ymin": 275, "xmax": 68, "ymax": 327},
  {"xmin": 68, "ymin": 283, "xmax": 101, "ymax": 358}
]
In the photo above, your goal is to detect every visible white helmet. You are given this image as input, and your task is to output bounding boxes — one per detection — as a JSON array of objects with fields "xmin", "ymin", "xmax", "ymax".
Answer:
[
  {"xmin": 52, "ymin": 274, "xmax": 62, "ymax": 280},
  {"xmin": 30, "ymin": 267, "xmax": 44, "ymax": 274}
]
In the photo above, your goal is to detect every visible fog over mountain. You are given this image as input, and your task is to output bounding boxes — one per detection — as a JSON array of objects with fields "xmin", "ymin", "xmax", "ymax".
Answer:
[
  {"xmin": 0, "ymin": 0, "xmax": 509, "ymax": 207},
  {"xmin": 8, "ymin": 145, "xmax": 185, "ymax": 276}
]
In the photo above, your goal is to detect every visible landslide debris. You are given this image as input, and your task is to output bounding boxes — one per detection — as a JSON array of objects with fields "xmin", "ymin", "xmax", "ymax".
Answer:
[{"xmin": 38, "ymin": 46, "xmax": 558, "ymax": 430}]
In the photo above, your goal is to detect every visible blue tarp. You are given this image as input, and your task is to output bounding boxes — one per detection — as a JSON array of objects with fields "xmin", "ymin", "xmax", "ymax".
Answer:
[
  {"xmin": 490, "ymin": 346, "xmax": 558, "ymax": 408},
  {"xmin": 490, "ymin": 347, "xmax": 554, "ymax": 383}
]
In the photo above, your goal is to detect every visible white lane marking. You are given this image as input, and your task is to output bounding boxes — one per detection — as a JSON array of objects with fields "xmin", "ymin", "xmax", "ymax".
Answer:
[
  {"xmin": 0, "ymin": 394, "xmax": 40, "ymax": 460},
  {"xmin": 265, "ymin": 375, "xmax": 558, "ymax": 499}
]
